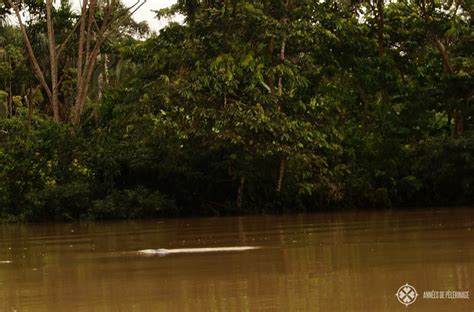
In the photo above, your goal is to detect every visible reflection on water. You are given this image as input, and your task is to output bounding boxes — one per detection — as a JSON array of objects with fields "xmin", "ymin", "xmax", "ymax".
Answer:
[{"xmin": 1, "ymin": 207, "xmax": 473, "ymax": 311}]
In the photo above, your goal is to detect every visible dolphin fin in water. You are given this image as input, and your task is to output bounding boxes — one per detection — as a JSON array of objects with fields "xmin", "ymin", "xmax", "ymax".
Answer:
[{"xmin": 137, "ymin": 246, "xmax": 261, "ymax": 256}]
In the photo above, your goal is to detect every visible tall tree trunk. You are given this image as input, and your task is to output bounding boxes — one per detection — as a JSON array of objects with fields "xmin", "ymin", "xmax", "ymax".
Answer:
[
  {"xmin": 433, "ymin": 36, "xmax": 453, "ymax": 74},
  {"xmin": 46, "ymin": 0, "xmax": 60, "ymax": 121},
  {"xmin": 73, "ymin": 0, "xmax": 144, "ymax": 125},
  {"xmin": 8, "ymin": 0, "xmax": 53, "ymax": 107},
  {"xmin": 73, "ymin": 38, "xmax": 103, "ymax": 125},
  {"xmin": 73, "ymin": 0, "xmax": 95, "ymax": 125},
  {"xmin": 75, "ymin": 0, "xmax": 88, "ymax": 121},
  {"xmin": 276, "ymin": 18, "xmax": 287, "ymax": 193}
]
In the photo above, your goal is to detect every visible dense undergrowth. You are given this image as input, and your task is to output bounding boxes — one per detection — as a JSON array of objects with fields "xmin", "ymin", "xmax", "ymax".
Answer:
[{"xmin": 1, "ymin": 113, "xmax": 472, "ymax": 222}]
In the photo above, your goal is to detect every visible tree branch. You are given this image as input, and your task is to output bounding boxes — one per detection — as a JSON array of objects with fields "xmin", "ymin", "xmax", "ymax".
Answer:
[
  {"xmin": 7, "ymin": 0, "xmax": 52, "ymax": 101},
  {"xmin": 57, "ymin": 20, "xmax": 80, "ymax": 58}
]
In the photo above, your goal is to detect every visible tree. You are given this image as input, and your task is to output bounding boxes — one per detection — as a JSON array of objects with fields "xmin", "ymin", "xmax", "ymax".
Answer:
[{"xmin": 4, "ymin": 0, "xmax": 146, "ymax": 124}]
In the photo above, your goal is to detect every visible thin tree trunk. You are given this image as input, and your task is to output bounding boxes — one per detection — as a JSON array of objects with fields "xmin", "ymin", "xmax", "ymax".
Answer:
[
  {"xmin": 75, "ymin": 0, "xmax": 88, "ymax": 120},
  {"xmin": 276, "ymin": 19, "xmax": 287, "ymax": 193},
  {"xmin": 452, "ymin": 109, "xmax": 464, "ymax": 138},
  {"xmin": 73, "ymin": 2, "xmax": 116, "ymax": 125},
  {"xmin": 2, "ymin": 80, "xmax": 6, "ymax": 117},
  {"xmin": 85, "ymin": 0, "xmax": 98, "ymax": 66},
  {"xmin": 8, "ymin": 76, "xmax": 12, "ymax": 117},
  {"xmin": 433, "ymin": 36, "xmax": 453, "ymax": 73},
  {"xmin": 236, "ymin": 176, "xmax": 246, "ymax": 210},
  {"xmin": 73, "ymin": 37, "xmax": 104, "ymax": 124},
  {"xmin": 8, "ymin": 0, "xmax": 53, "ymax": 105},
  {"xmin": 46, "ymin": 0, "xmax": 60, "ymax": 121},
  {"xmin": 276, "ymin": 158, "xmax": 286, "ymax": 193}
]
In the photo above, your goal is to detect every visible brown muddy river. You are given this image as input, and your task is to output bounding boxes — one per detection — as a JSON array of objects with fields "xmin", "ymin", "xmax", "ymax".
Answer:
[{"xmin": 1, "ymin": 207, "xmax": 473, "ymax": 311}]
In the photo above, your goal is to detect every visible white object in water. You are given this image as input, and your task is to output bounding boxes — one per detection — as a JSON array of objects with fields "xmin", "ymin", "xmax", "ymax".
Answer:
[
  {"xmin": 0, "ymin": 260, "xmax": 12, "ymax": 264},
  {"xmin": 138, "ymin": 246, "xmax": 261, "ymax": 256}
]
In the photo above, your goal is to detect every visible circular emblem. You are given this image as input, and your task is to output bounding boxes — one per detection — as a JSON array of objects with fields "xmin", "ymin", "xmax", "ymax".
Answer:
[{"xmin": 396, "ymin": 283, "xmax": 418, "ymax": 306}]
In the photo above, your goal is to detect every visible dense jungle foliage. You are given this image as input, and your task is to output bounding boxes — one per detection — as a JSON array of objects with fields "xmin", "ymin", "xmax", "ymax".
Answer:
[{"xmin": 0, "ymin": 0, "xmax": 472, "ymax": 221}]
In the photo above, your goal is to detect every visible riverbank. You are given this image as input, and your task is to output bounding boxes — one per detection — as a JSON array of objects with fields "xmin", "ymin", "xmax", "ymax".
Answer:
[{"xmin": 2, "ymin": 115, "xmax": 473, "ymax": 222}]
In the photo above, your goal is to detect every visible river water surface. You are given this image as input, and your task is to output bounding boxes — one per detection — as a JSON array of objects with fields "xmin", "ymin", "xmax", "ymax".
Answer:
[{"xmin": 1, "ymin": 207, "xmax": 473, "ymax": 311}]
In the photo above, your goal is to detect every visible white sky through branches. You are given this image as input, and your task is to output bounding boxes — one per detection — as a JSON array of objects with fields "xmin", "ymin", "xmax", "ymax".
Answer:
[{"xmin": 70, "ymin": 0, "xmax": 180, "ymax": 33}]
